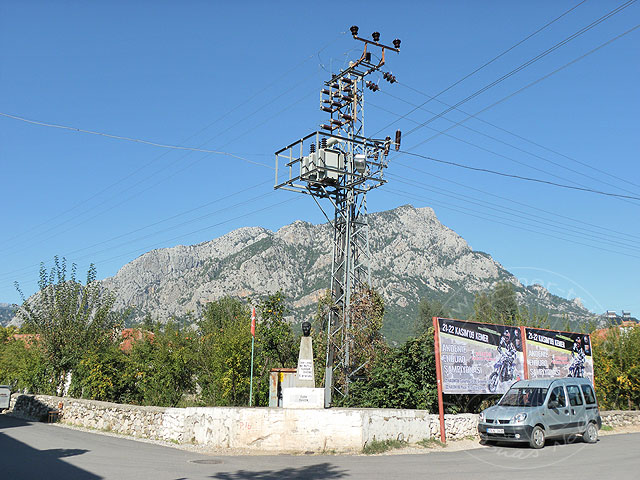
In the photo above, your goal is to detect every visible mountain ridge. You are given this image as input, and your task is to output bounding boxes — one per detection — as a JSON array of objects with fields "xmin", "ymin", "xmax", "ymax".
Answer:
[{"xmin": 96, "ymin": 204, "xmax": 596, "ymax": 343}]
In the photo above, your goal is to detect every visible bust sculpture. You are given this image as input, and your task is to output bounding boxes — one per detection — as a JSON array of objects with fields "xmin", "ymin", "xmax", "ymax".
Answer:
[{"xmin": 302, "ymin": 321, "xmax": 311, "ymax": 337}]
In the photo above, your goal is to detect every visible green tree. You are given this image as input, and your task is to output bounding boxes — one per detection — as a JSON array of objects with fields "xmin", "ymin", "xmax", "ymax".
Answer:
[
  {"xmin": 14, "ymin": 257, "xmax": 124, "ymax": 394},
  {"xmin": 0, "ymin": 329, "xmax": 55, "ymax": 394},
  {"xmin": 198, "ymin": 298, "xmax": 253, "ymax": 406},
  {"xmin": 126, "ymin": 321, "xmax": 197, "ymax": 407},
  {"xmin": 254, "ymin": 291, "xmax": 296, "ymax": 369},
  {"xmin": 315, "ymin": 286, "xmax": 386, "ymax": 402},
  {"xmin": 492, "ymin": 281, "xmax": 518, "ymax": 324},
  {"xmin": 69, "ymin": 345, "xmax": 132, "ymax": 402},
  {"xmin": 341, "ymin": 331, "xmax": 438, "ymax": 410},
  {"xmin": 593, "ymin": 326, "xmax": 640, "ymax": 410},
  {"xmin": 473, "ymin": 291, "xmax": 495, "ymax": 323},
  {"xmin": 415, "ymin": 298, "xmax": 450, "ymax": 335},
  {"xmin": 348, "ymin": 286, "xmax": 386, "ymax": 377}
]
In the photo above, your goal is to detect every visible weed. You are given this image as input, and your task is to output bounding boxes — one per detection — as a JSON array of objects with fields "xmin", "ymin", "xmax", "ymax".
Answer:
[
  {"xmin": 418, "ymin": 438, "xmax": 447, "ymax": 449},
  {"xmin": 601, "ymin": 424, "xmax": 614, "ymax": 431},
  {"xmin": 362, "ymin": 439, "xmax": 407, "ymax": 455}
]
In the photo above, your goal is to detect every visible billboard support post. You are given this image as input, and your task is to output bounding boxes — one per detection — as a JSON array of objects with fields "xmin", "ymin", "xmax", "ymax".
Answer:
[
  {"xmin": 520, "ymin": 326, "xmax": 529, "ymax": 380},
  {"xmin": 432, "ymin": 316, "xmax": 446, "ymax": 443}
]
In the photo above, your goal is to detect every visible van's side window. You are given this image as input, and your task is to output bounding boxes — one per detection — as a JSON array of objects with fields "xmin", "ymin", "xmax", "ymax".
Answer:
[
  {"xmin": 581, "ymin": 384, "xmax": 596, "ymax": 405},
  {"xmin": 567, "ymin": 385, "xmax": 584, "ymax": 406},
  {"xmin": 549, "ymin": 386, "xmax": 566, "ymax": 407}
]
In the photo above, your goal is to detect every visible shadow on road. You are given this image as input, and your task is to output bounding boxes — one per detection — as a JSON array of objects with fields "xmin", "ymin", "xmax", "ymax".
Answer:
[
  {"xmin": 210, "ymin": 462, "xmax": 347, "ymax": 480},
  {"xmin": 1, "ymin": 415, "xmax": 99, "ymax": 479}
]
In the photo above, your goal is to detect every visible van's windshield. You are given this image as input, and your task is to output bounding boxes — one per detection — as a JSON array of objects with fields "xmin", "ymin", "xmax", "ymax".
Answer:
[{"xmin": 499, "ymin": 387, "xmax": 548, "ymax": 407}]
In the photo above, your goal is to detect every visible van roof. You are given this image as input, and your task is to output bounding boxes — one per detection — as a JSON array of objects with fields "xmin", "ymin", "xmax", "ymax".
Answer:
[{"xmin": 510, "ymin": 377, "xmax": 593, "ymax": 388}]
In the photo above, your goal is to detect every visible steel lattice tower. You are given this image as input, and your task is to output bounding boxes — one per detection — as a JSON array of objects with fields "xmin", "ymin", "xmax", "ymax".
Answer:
[{"xmin": 275, "ymin": 27, "xmax": 401, "ymax": 407}]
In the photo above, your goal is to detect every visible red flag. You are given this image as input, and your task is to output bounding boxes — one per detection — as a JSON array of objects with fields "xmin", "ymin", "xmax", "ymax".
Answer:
[{"xmin": 251, "ymin": 307, "xmax": 256, "ymax": 337}]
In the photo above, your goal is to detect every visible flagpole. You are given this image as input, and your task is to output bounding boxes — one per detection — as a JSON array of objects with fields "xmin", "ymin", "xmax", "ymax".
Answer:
[{"xmin": 249, "ymin": 307, "xmax": 256, "ymax": 406}]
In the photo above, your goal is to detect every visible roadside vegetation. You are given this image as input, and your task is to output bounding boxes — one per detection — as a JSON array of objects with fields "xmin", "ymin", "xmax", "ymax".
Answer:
[
  {"xmin": 362, "ymin": 438, "xmax": 408, "ymax": 455},
  {"xmin": 1, "ymin": 260, "xmax": 638, "ymax": 411}
]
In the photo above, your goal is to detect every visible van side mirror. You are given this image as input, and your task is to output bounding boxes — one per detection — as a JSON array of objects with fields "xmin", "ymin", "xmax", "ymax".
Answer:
[{"xmin": 548, "ymin": 400, "xmax": 558, "ymax": 409}]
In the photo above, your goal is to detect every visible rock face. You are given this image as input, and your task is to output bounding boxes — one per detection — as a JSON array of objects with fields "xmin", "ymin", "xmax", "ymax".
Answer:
[{"xmin": 98, "ymin": 204, "xmax": 595, "ymax": 342}]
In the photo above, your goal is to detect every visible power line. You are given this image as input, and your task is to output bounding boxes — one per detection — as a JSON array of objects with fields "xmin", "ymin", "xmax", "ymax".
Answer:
[
  {"xmin": 396, "ymin": 82, "xmax": 640, "ymax": 193},
  {"xmin": 0, "ymin": 36, "xmax": 342, "ymax": 249},
  {"xmin": 396, "ymin": 150, "xmax": 640, "ymax": 201},
  {"xmin": 386, "ymin": 187, "xmax": 640, "ymax": 260},
  {"xmin": 0, "ymin": 178, "xmax": 276, "ymax": 281},
  {"xmin": 401, "ymin": 0, "xmax": 637, "ymax": 139},
  {"xmin": 0, "ymin": 88, "xmax": 316, "ymax": 258},
  {"xmin": 382, "ymin": 22, "xmax": 640, "ymax": 212},
  {"xmin": 375, "ymin": 90, "xmax": 640, "ymax": 198},
  {"xmin": 372, "ymin": 0, "xmax": 588, "ymax": 136},
  {"xmin": 390, "ymin": 157, "xmax": 640, "ymax": 243},
  {"xmin": 387, "ymin": 173, "xmax": 640, "ymax": 254},
  {"xmin": 0, "ymin": 112, "xmax": 274, "ymax": 169},
  {"xmin": 6, "ymin": 195, "xmax": 302, "ymax": 291},
  {"xmin": 369, "ymin": 99, "xmax": 634, "ymax": 201}
]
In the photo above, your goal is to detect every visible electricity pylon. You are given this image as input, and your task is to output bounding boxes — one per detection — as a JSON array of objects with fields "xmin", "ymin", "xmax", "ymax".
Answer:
[{"xmin": 274, "ymin": 26, "xmax": 402, "ymax": 407}]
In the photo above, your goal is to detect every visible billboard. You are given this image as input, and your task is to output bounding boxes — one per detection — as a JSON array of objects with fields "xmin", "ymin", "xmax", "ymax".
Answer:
[
  {"xmin": 524, "ymin": 327, "xmax": 593, "ymax": 383},
  {"xmin": 436, "ymin": 318, "xmax": 525, "ymax": 394}
]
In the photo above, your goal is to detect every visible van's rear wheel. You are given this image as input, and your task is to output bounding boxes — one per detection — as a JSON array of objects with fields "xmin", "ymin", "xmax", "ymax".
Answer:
[
  {"xmin": 583, "ymin": 422, "xmax": 598, "ymax": 444},
  {"xmin": 530, "ymin": 426, "xmax": 545, "ymax": 449}
]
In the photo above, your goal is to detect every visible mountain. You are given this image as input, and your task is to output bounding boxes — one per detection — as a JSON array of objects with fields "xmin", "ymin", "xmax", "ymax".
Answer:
[
  {"xmin": 0, "ymin": 303, "xmax": 17, "ymax": 327},
  {"xmin": 96, "ymin": 204, "xmax": 596, "ymax": 344}
]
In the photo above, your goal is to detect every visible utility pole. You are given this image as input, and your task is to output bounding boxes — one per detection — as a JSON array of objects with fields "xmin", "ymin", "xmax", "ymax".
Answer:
[{"xmin": 274, "ymin": 26, "xmax": 402, "ymax": 407}]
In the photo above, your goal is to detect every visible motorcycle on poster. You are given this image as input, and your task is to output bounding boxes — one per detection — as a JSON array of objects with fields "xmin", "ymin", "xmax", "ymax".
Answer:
[{"xmin": 436, "ymin": 318, "xmax": 525, "ymax": 394}]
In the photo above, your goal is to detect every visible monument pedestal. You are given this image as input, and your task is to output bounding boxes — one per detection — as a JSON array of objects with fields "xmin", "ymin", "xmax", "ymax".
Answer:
[
  {"xmin": 295, "ymin": 336, "xmax": 315, "ymax": 388},
  {"xmin": 281, "ymin": 387, "xmax": 325, "ymax": 408}
]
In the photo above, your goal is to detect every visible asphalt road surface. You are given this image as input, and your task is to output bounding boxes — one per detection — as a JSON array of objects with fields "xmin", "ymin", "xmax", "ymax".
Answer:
[{"xmin": 1, "ymin": 415, "xmax": 638, "ymax": 479}]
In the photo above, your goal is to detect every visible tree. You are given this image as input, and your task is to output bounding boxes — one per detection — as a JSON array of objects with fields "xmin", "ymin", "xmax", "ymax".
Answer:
[
  {"xmin": 492, "ymin": 281, "xmax": 518, "ymax": 324},
  {"xmin": 317, "ymin": 285, "xmax": 386, "ymax": 402},
  {"xmin": 592, "ymin": 326, "xmax": 640, "ymax": 410},
  {"xmin": 14, "ymin": 257, "xmax": 124, "ymax": 394},
  {"xmin": 69, "ymin": 345, "xmax": 132, "ymax": 402},
  {"xmin": 415, "ymin": 298, "xmax": 450, "ymax": 335},
  {"xmin": 341, "ymin": 331, "xmax": 438, "ymax": 410},
  {"xmin": 473, "ymin": 291, "xmax": 495, "ymax": 323},
  {"xmin": 198, "ymin": 297, "xmax": 253, "ymax": 406},
  {"xmin": 348, "ymin": 286, "xmax": 386, "ymax": 377},
  {"xmin": 254, "ymin": 291, "xmax": 296, "ymax": 369},
  {"xmin": 125, "ymin": 321, "xmax": 197, "ymax": 407},
  {"xmin": 0, "ymin": 327, "xmax": 55, "ymax": 394}
]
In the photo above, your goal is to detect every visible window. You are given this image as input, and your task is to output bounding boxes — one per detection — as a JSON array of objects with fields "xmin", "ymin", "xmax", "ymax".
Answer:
[
  {"xmin": 549, "ymin": 386, "xmax": 566, "ymax": 407},
  {"xmin": 581, "ymin": 384, "xmax": 596, "ymax": 405},
  {"xmin": 567, "ymin": 385, "xmax": 584, "ymax": 406},
  {"xmin": 499, "ymin": 388, "xmax": 548, "ymax": 407}
]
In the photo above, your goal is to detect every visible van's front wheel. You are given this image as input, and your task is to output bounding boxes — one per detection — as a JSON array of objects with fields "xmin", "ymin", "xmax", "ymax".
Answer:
[
  {"xmin": 529, "ymin": 426, "xmax": 545, "ymax": 449},
  {"xmin": 583, "ymin": 422, "xmax": 598, "ymax": 444}
]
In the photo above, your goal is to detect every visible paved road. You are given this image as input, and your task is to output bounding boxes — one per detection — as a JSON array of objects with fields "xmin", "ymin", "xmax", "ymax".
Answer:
[{"xmin": 1, "ymin": 415, "xmax": 638, "ymax": 479}]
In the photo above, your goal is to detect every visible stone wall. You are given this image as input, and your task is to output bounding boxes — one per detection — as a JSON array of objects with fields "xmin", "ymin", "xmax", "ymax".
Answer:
[
  {"xmin": 601, "ymin": 410, "xmax": 640, "ymax": 427},
  {"xmin": 5, "ymin": 394, "xmax": 639, "ymax": 452}
]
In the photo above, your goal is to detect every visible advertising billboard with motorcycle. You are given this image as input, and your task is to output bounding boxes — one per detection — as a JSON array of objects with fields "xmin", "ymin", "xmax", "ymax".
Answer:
[
  {"xmin": 436, "ymin": 318, "xmax": 525, "ymax": 394},
  {"xmin": 523, "ymin": 327, "xmax": 593, "ymax": 383}
]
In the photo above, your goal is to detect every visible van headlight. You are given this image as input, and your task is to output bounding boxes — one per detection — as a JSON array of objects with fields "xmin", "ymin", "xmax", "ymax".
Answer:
[
  {"xmin": 479, "ymin": 411, "xmax": 485, "ymax": 422},
  {"xmin": 511, "ymin": 413, "xmax": 527, "ymax": 424}
]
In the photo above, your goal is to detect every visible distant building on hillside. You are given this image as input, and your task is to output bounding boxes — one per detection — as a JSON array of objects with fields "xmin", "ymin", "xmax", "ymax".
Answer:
[
  {"xmin": 593, "ymin": 313, "xmax": 639, "ymax": 340},
  {"xmin": 119, "ymin": 328, "xmax": 154, "ymax": 353},
  {"xmin": 602, "ymin": 310, "xmax": 638, "ymax": 325},
  {"xmin": 11, "ymin": 333, "xmax": 41, "ymax": 348}
]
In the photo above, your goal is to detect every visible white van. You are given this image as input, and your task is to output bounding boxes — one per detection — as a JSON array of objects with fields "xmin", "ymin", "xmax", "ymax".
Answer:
[{"xmin": 477, "ymin": 377, "xmax": 601, "ymax": 449}]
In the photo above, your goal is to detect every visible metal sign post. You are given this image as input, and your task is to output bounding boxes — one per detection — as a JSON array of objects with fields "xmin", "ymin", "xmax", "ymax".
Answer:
[{"xmin": 249, "ymin": 306, "xmax": 256, "ymax": 406}]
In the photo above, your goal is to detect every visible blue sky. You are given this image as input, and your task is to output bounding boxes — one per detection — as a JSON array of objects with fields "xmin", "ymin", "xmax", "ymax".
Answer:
[{"xmin": 1, "ymin": 1, "xmax": 638, "ymax": 316}]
